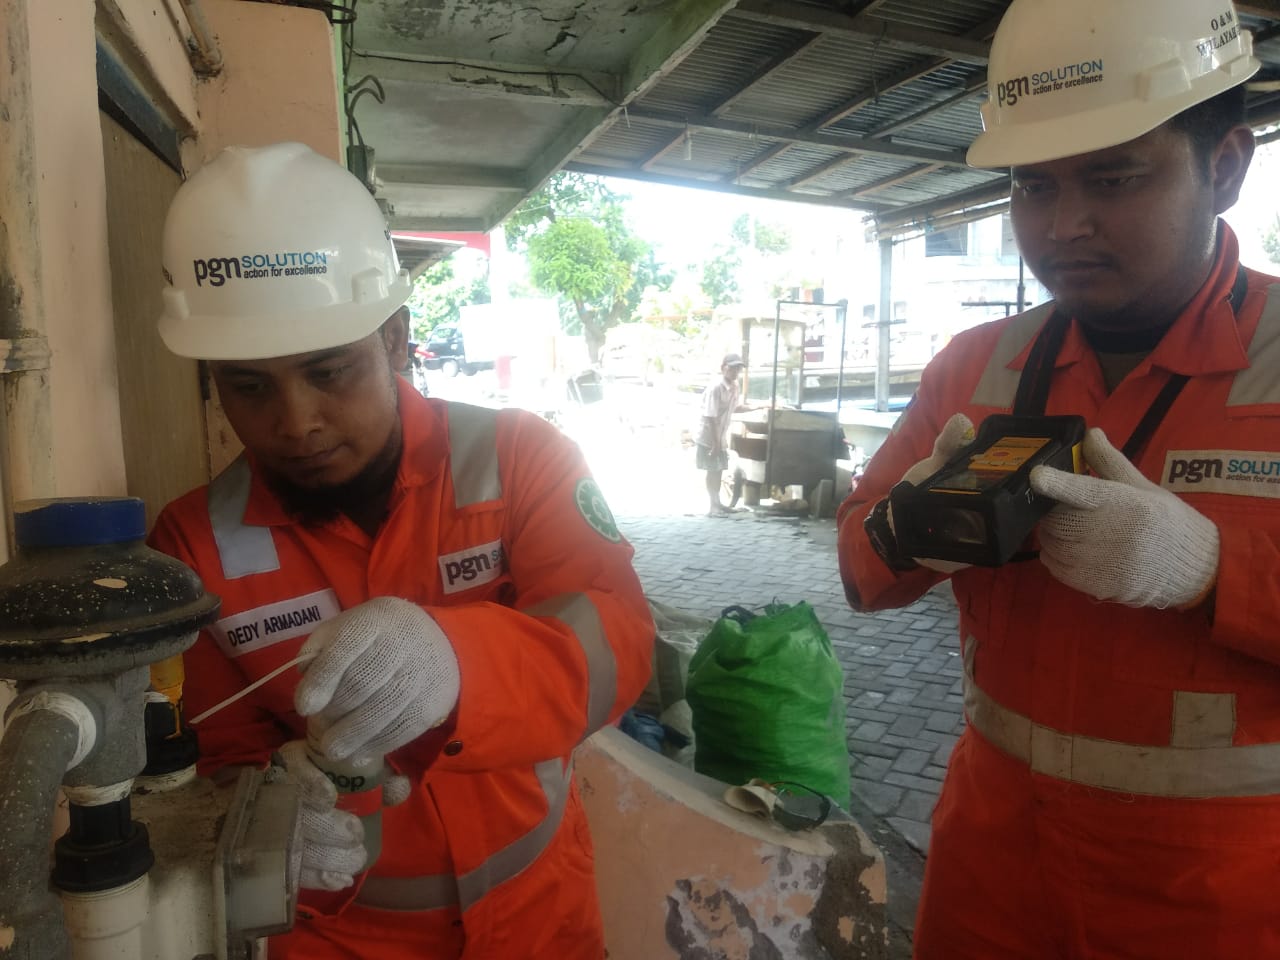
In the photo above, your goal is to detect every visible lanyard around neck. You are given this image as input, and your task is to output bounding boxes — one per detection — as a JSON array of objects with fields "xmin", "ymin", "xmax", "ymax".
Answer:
[{"xmin": 1011, "ymin": 266, "xmax": 1249, "ymax": 462}]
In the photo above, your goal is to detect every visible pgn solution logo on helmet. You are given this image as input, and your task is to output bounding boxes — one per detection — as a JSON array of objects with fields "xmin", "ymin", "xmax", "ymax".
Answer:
[
  {"xmin": 996, "ymin": 59, "xmax": 1106, "ymax": 107},
  {"xmin": 192, "ymin": 250, "xmax": 332, "ymax": 287}
]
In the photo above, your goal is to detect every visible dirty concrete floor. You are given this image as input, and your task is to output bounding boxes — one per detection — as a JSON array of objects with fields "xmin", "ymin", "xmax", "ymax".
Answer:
[{"xmin": 619, "ymin": 510, "xmax": 965, "ymax": 958}]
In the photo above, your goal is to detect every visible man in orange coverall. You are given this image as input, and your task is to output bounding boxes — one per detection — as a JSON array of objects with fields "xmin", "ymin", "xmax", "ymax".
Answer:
[
  {"xmin": 838, "ymin": 1, "xmax": 1280, "ymax": 956},
  {"xmin": 148, "ymin": 142, "xmax": 653, "ymax": 958}
]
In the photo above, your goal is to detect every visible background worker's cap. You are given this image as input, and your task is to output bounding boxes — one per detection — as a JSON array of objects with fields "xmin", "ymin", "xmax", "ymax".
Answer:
[
  {"xmin": 722, "ymin": 353, "xmax": 746, "ymax": 368},
  {"xmin": 968, "ymin": 0, "xmax": 1260, "ymax": 169},
  {"xmin": 157, "ymin": 142, "xmax": 412, "ymax": 361}
]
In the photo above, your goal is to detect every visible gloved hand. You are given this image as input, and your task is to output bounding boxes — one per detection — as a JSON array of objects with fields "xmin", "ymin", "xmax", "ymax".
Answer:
[
  {"xmin": 891, "ymin": 413, "xmax": 975, "ymax": 573},
  {"xmin": 296, "ymin": 597, "xmax": 460, "ymax": 762},
  {"xmin": 275, "ymin": 740, "xmax": 367, "ymax": 891},
  {"xmin": 1029, "ymin": 428, "xmax": 1219, "ymax": 609}
]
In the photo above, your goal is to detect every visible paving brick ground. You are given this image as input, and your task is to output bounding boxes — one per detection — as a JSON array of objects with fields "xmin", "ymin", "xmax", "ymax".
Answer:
[{"xmin": 618, "ymin": 509, "xmax": 965, "ymax": 954}]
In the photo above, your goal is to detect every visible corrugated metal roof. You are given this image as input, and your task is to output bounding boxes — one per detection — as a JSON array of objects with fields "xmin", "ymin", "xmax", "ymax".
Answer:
[
  {"xmin": 572, "ymin": 0, "xmax": 1280, "ymax": 235},
  {"xmin": 351, "ymin": 0, "xmax": 1280, "ymax": 235}
]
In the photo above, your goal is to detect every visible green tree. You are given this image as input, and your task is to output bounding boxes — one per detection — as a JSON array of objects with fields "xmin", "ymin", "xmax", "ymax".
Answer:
[
  {"xmin": 406, "ymin": 257, "xmax": 490, "ymax": 342},
  {"xmin": 1264, "ymin": 214, "xmax": 1280, "ymax": 266},
  {"xmin": 626, "ymin": 251, "xmax": 676, "ymax": 319},
  {"xmin": 730, "ymin": 212, "xmax": 791, "ymax": 255},
  {"xmin": 700, "ymin": 245, "xmax": 742, "ymax": 306},
  {"xmin": 507, "ymin": 172, "xmax": 649, "ymax": 362}
]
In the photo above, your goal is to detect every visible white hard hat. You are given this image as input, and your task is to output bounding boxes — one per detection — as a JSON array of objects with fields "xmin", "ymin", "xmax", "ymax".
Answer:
[
  {"xmin": 158, "ymin": 142, "xmax": 412, "ymax": 360},
  {"xmin": 968, "ymin": 0, "xmax": 1260, "ymax": 169}
]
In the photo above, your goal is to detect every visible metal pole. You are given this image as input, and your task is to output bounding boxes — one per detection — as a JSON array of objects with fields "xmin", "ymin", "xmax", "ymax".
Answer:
[
  {"xmin": 770, "ymin": 300, "xmax": 782, "ymax": 416},
  {"xmin": 768, "ymin": 300, "xmax": 783, "ymax": 488},
  {"xmin": 876, "ymin": 238, "xmax": 893, "ymax": 413},
  {"xmin": 1017, "ymin": 256, "xmax": 1027, "ymax": 314},
  {"xmin": 834, "ymin": 299, "xmax": 849, "ymax": 414}
]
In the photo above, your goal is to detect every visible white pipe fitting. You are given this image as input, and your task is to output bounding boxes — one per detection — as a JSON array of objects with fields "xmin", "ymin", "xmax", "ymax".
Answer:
[{"xmin": 8, "ymin": 691, "xmax": 97, "ymax": 769}]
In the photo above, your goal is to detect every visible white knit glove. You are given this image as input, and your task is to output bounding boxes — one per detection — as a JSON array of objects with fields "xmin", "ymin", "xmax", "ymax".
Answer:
[
  {"xmin": 890, "ymin": 413, "xmax": 975, "ymax": 573},
  {"xmin": 296, "ymin": 597, "xmax": 460, "ymax": 762},
  {"xmin": 1029, "ymin": 428, "xmax": 1220, "ymax": 609},
  {"xmin": 275, "ymin": 740, "xmax": 366, "ymax": 891}
]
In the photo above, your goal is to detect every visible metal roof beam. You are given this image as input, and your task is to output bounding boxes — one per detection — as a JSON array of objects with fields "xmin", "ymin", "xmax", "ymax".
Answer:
[
  {"xmin": 782, "ymin": 154, "xmax": 860, "ymax": 190},
  {"xmin": 1238, "ymin": 2, "xmax": 1280, "ymax": 19},
  {"xmin": 724, "ymin": 141, "xmax": 793, "ymax": 181},
  {"xmin": 640, "ymin": 33, "xmax": 825, "ymax": 171},
  {"xmin": 872, "ymin": 177, "xmax": 1011, "ymax": 233},
  {"xmin": 347, "ymin": 53, "xmax": 617, "ymax": 107},
  {"xmin": 628, "ymin": 108, "xmax": 970, "ymax": 165},
  {"xmin": 879, "ymin": 199, "xmax": 1011, "ymax": 241},
  {"xmin": 721, "ymin": 13, "xmax": 998, "ymax": 182},
  {"xmin": 730, "ymin": 0, "xmax": 992, "ymax": 65},
  {"xmin": 565, "ymin": 161, "xmax": 895, "ymax": 213},
  {"xmin": 866, "ymin": 75, "xmax": 987, "ymax": 139},
  {"xmin": 840, "ymin": 162, "xmax": 942, "ymax": 199},
  {"xmin": 712, "ymin": 33, "xmax": 828, "ymax": 116}
]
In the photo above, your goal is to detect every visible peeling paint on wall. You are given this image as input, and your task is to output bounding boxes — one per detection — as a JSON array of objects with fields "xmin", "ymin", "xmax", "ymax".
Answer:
[
  {"xmin": 810, "ymin": 827, "xmax": 889, "ymax": 959},
  {"xmin": 662, "ymin": 849, "xmax": 835, "ymax": 959}
]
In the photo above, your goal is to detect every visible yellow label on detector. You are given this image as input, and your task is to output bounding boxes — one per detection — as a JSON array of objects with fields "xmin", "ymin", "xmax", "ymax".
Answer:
[{"xmin": 967, "ymin": 435, "xmax": 1050, "ymax": 473}]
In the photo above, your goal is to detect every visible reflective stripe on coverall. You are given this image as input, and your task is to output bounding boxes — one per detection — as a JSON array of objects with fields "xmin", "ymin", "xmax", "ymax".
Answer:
[
  {"xmin": 150, "ymin": 377, "xmax": 654, "ymax": 959},
  {"xmin": 837, "ymin": 224, "xmax": 1280, "ymax": 959}
]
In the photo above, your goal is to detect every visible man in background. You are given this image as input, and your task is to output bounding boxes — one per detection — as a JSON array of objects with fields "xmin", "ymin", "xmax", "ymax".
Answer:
[{"xmin": 694, "ymin": 353, "xmax": 746, "ymax": 515}]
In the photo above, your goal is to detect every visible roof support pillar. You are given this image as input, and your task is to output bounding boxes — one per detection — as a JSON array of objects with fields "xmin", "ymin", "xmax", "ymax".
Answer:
[{"xmin": 876, "ymin": 238, "xmax": 894, "ymax": 413}]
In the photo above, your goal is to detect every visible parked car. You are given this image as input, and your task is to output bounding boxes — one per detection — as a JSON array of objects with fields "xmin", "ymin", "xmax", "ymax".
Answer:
[{"xmin": 416, "ymin": 325, "xmax": 469, "ymax": 377}]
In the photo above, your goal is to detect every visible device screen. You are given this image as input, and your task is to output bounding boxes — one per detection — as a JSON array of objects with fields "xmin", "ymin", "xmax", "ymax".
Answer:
[{"xmin": 929, "ymin": 436, "xmax": 1050, "ymax": 493}]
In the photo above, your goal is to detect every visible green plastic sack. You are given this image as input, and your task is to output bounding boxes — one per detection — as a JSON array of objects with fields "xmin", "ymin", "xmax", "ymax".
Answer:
[{"xmin": 686, "ymin": 602, "xmax": 850, "ymax": 804}]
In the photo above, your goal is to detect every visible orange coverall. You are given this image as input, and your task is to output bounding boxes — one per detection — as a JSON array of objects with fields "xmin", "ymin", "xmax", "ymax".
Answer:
[
  {"xmin": 838, "ymin": 225, "xmax": 1280, "ymax": 958},
  {"xmin": 151, "ymin": 377, "xmax": 653, "ymax": 959}
]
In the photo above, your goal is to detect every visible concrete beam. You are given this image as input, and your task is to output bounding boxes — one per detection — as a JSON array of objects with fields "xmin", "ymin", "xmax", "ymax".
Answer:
[
  {"xmin": 626, "ymin": 109, "xmax": 970, "ymax": 166},
  {"xmin": 377, "ymin": 163, "xmax": 529, "ymax": 191},
  {"xmin": 347, "ymin": 53, "xmax": 618, "ymax": 107},
  {"xmin": 498, "ymin": 0, "xmax": 735, "ymax": 227},
  {"xmin": 731, "ymin": 0, "xmax": 992, "ymax": 65},
  {"xmin": 387, "ymin": 215, "xmax": 493, "ymax": 232}
]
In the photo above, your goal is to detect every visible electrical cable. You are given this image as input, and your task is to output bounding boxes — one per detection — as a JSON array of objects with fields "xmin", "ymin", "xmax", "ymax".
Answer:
[
  {"xmin": 349, "ymin": 49, "xmax": 621, "ymax": 108},
  {"xmin": 265, "ymin": 0, "xmax": 356, "ymax": 25}
]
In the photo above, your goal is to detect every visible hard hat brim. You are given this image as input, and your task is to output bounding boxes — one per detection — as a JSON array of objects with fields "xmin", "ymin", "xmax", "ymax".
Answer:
[{"xmin": 158, "ymin": 274, "xmax": 413, "ymax": 361}]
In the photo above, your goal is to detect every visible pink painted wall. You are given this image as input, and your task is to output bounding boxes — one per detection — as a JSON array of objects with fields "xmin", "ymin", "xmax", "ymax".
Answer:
[
  {"xmin": 186, "ymin": 0, "xmax": 344, "ymax": 475},
  {"xmin": 189, "ymin": 0, "xmax": 342, "ymax": 167}
]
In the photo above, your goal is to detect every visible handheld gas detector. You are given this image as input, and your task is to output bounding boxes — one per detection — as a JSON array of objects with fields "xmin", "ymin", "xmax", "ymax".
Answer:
[{"xmin": 889, "ymin": 414, "xmax": 1086, "ymax": 567}]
